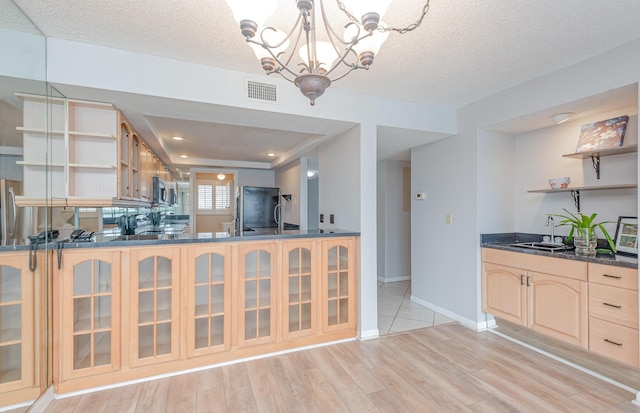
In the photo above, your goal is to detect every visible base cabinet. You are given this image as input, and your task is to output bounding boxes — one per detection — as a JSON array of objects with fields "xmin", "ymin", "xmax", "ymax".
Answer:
[
  {"xmin": 482, "ymin": 262, "xmax": 526, "ymax": 326},
  {"xmin": 51, "ymin": 236, "xmax": 358, "ymax": 394},
  {"xmin": 0, "ymin": 251, "xmax": 46, "ymax": 409}
]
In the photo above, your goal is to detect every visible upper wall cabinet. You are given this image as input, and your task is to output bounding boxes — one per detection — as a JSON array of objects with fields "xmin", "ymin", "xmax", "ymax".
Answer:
[{"xmin": 16, "ymin": 94, "xmax": 171, "ymax": 207}]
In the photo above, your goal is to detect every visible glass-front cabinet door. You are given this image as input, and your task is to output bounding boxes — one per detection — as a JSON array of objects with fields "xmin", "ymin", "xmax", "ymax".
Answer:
[
  {"xmin": 237, "ymin": 242, "xmax": 277, "ymax": 347},
  {"xmin": 130, "ymin": 247, "xmax": 180, "ymax": 367},
  {"xmin": 282, "ymin": 240, "xmax": 317, "ymax": 340},
  {"xmin": 56, "ymin": 249, "xmax": 120, "ymax": 381},
  {"xmin": 186, "ymin": 244, "xmax": 231, "ymax": 357},
  {"xmin": 322, "ymin": 238, "xmax": 357, "ymax": 332}
]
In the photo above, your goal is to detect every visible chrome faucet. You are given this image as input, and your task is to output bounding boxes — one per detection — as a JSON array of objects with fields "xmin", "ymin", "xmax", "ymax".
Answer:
[{"xmin": 545, "ymin": 216, "xmax": 555, "ymax": 243}]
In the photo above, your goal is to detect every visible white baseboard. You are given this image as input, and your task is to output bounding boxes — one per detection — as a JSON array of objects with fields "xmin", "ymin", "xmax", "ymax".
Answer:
[
  {"xmin": 377, "ymin": 275, "xmax": 411, "ymax": 283},
  {"xmin": 410, "ymin": 295, "xmax": 489, "ymax": 331},
  {"xmin": 359, "ymin": 328, "xmax": 380, "ymax": 341}
]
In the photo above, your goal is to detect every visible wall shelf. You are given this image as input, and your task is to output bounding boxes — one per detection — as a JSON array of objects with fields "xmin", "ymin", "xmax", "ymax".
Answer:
[
  {"xmin": 528, "ymin": 183, "xmax": 637, "ymax": 212},
  {"xmin": 562, "ymin": 145, "xmax": 637, "ymax": 179}
]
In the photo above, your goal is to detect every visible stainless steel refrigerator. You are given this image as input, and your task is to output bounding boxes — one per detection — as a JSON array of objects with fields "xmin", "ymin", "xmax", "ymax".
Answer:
[
  {"xmin": 1, "ymin": 179, "xmax": 33, "ymax": 242},
  {"xmin": 236, "ymin": 186, "xmax": 281, "ymax": 232}
]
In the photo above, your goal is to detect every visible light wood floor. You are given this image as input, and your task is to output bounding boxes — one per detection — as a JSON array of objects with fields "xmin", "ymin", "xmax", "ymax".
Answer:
[{"xmin": 41, "ymin": 324, "xmax": 640, "ymax": 413}]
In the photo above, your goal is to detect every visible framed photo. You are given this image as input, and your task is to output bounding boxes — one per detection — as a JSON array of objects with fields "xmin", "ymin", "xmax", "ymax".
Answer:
[
  {"xmin": 575, "ymin": 115, "xmax": 628, "ymax": 153},
  {"xmin": 614, "ymin": 216, "xmax": 638, "ymax": 257}
]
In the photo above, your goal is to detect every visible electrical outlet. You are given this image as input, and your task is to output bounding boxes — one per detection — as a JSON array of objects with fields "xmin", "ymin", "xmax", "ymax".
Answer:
[
  {"xmin": 330, "ymin": 214, "xmax": 335, "ymax": 224},
  {"xmin": 320, "ymin": 214, "xmax": 324, "ymax": 223},
  {"xmin": 445, "ymin": 214, "xmax": 452, "ymax": 225}
]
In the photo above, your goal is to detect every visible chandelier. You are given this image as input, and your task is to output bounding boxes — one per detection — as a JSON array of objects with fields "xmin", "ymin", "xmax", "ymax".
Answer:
[{"xmin": 224, "ymin": 0, "xmax": 431, "ymax": 105}]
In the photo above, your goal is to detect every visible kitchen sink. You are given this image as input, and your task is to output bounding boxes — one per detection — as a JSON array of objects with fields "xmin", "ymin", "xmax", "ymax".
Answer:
[{"xmin": 510, "ymin": 241, "xmax": 574, "ymax": 252}]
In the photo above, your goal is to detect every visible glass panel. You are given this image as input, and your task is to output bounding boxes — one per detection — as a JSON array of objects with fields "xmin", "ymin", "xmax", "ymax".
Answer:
[
  {"xmin": 289, "ymin": 249, "xmax": 299, "ymax": 275},
  {"xmin": 0, "ymin": 343, "xmax": 21, "ymax": 383},
  {"xmin": 245, "ymin": 251, "xmax": 257, "ymax": 279},
  {"xmin": 258, "ymin": 309, "xmax": 270, "ymax": 338},
  {"xmin": 73, "ymin": 297, "xmax": 91, "ymax": 332},
  {"xmin": 195, "ymin": 285, "xmax": 209, "ymax": 317},
  {"xmin": 94, "ymin": 331, "xmax": 111, "ymax": 366},
  {"xmin": 289, "ymin": 304, "xmax": 299, "ymax": 332},
  {"xmin": 259, "ymin": 251, "xmax": 271, "ymax": 278},
  {"xmin": 211, "ymin": 315, "xmax": 224, "ymax": 346},
  {"xmin": 339, "ymin": 298, "xmax": 349, "ymax": 324},
  {"xmin": 328, "ymin": 300, "xmax": 338, "ymax": 326},
  {"xmin": 259, "ymin": 279, "xmax": 270, "ymax": 307},
  {"xmin": 245, "ymin": 280, "xmax": 257, "ymax": 309},
  {"xmin": 138, "ymin": 325, "xmax": 154, "ymax": 358},
  {"xmin": 156, "ymin": 289, "xmax": 172, "ymax": 322},
  {"xmin": 73, "ymin": 261, "xmax": 92, "ymax": 296},
  {"xmin": 288, "ymin": 276, "xmax": 299, "ymax": 304},
  {"xmin": 73, "ymin": 333, "xmax": 91, "ymax": 370},
  {"xmin": 211, "ymin": 284, "xmax": 224, "ymax": 314},
  {"xmin": 244, "ymin": 310, "xmax": 257, "ymax": 340},
  {"xmin": 138, "ymin": 291, "xmax": 155, "ymax": 324},
  {"xmin": 339, "ymin": 272, "xmax": 349, "ymax": 297},
  {"xmin": 195, "ymin": 254, "xmax": 209, "ymax": 284},
  {"xmin": 0, "ymin": 266, "xmax": 21, "ymax": 303},
  {"xmin": 0, "ymin": 304, "xmax": 21, "ymax": 342},
  {"xmin": 156, "ymin": 322, "xmax": 172, "ymax": 356},
  {"xmin": 301, "ymin": 248, "xmax": 311, "ymax": 274},
  {"xmin": 195, "ymin": 318, "xmax": 208, "ymax": 349},
  {"xmin": 94, "ymin": 261, "xmax": 111, "ymax": 293},
  {"xmin": 94, "ymin": 296, "xmax": 111, "ymax": 330},
  {"xmin": 301, "ymin": 303, "xmax": 312, "ymax": 330},
  {"xmin": 301, "ymin": 275, "xmax": 312, "ymax": 302},
  {"xmin": 211, "ymin": 254, "xmax": 225, "ymax": 283},
  {"xmin": 157, "ymin": 257, "xmax": 172, "ymax": 288},
  {"xmin": 328, "ymin": 273, "xmax": 337, "ymax": 299},
  {"xmin": 339, "ymin": 246, "xmax": 348, "ymax": 270},
  {"xmin": 328, "ymin": 247, "xmax": 337, "ymax": 272},
  {"xmin": 138, "ymin": 257, "xmax": 155, "ymax": 289}
]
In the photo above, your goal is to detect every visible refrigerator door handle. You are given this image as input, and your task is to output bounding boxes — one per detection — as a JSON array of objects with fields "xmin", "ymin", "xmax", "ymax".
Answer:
[
  {"xmin": 8, "ymin": 186, "xmax": 16, "ymax": 237},
  {"xmin": 274, "ymin": 204, "xmax": 281, "ymax": 224}
]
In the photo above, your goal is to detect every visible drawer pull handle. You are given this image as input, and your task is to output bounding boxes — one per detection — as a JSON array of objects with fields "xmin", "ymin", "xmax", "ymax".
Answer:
[
  {"xmin": 603, "ymin": 274, "xmax": 622, "ymax": 279},
  {"xmin": 520, "ymin": 274, "xmax": 525, "ymax": 285},
  {"xmin": 603, "ymin": 302, "xmax": 622, "ymax": 309},
  {"xmin": 604, "ymin": 338, "xmax": 623, "ymax": 347}
]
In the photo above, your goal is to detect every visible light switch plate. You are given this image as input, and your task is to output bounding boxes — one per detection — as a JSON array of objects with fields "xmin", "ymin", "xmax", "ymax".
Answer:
[{"xmin": 415, "ymin": 192, "xmax": 426, "ymax": 200}]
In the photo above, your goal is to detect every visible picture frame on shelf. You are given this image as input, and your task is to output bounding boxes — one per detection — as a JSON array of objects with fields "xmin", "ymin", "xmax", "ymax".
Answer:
[
  {"xmin": 614, "ymin": 216, "xmax": 638, "ymax": 257},
  {"xmin": 575, "ymin": 115, "xmax": 628, "ymax": 153}
]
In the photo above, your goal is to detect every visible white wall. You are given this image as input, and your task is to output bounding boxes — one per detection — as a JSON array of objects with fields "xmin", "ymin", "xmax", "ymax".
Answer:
[
  {"xmin": 274, "ymin": 159, "xmax": 304, "ymax": 226},
  {"xmin": 411, "ymin": 37, "xmax": 640, "ymax": 328},
  {"xmin": 0, "ymin": 28, "xmax": 46, "ymax": 81},
  {"xmin": 377, "ymin": 160, "xmax": 411, "ymax": 282},
  {"xmin": 236, "ymin": 169, "xmax": 275, "ymax": 188}
]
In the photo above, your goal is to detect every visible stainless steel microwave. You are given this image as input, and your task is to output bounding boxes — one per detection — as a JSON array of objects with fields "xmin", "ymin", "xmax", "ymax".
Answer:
[{"xmin": 152, "ymin": 176, "xmax": 167, "ymax": 205}]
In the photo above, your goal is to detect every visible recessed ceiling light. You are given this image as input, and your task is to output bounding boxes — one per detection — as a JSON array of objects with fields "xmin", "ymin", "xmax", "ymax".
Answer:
[
  {"xmin": 550, "ymin": 112, "xmax": 576, "ymax": 124},
  {"xmin": 180, "ymin": 155, "xmax": 188, "ymax": 158},
  {"xmin": 267, "ymin": 152, "xmax": 275, "ymax": 157},
  {"xmin": 172, "ymin": 136, "xmax": 184, "ymax": 141}
]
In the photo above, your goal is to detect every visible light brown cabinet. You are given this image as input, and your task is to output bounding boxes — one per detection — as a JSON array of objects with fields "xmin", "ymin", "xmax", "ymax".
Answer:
[
  {"xmin": 54, "ymin": 249, "xmax": 121, "ymax": 381},
  {"xmin": 482, "ymin": 248, "xmax": 588, "ymax": 348},
  {"xmin": 281, "ymin": 240, "xmax": 318, "ymax": 340},
  {"xmin": 0, "ymin": 251, "xmax": 46, "ymax": 407},
  {"xmin": 322, "ymin": 238, "xmax": 357, "ymax": 332},
  {"xmin": 129, "ymin": 246, "xmax": 181, "ymax": 367}
]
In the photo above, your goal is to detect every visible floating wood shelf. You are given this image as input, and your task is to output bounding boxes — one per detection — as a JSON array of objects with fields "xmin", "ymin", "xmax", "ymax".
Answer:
[
  {"xmin": 527, "ymin": 183, "xmax": 637, "ymax": 194},
  {"xmin": 562, "ymin": 145, "xmax": 637, "ymax": 159}
]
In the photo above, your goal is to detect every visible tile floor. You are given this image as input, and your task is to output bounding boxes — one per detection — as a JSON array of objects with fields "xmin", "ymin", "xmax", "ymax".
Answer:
[{"xmin": 377, "ymin": 280, "xmax": 455, "ymax": 335}]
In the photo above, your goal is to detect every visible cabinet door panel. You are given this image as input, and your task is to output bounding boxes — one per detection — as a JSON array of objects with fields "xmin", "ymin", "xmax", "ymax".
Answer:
[
  {"xmin": 528, "ymin": 272, "xmax": 587, "ymax": 348},
  {"xmin": 482, "ymin": 263, "xmax": 526, "ymax": 325},
  {"xmin": 282, "ymin": 240, "xmax": 317, "ymax": 340},
  {"xmin": 322, "ymin": 238, "xmax": 357, "ymax": 333},
  {"xmin": 186, "ymin": 244, "xmax": 232, "ymax": 357}
]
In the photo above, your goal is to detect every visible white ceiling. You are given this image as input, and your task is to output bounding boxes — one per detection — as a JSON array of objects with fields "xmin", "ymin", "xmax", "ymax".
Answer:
[{"xmin": 6, "ymin": 0, "xmax": 640, "ymax": 173}]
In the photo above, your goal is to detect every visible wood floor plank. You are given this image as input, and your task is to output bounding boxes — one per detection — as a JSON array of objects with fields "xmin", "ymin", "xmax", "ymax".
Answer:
[{"xmin": 39, "ymin": 324, "xmax": 640, "ymax": 413}]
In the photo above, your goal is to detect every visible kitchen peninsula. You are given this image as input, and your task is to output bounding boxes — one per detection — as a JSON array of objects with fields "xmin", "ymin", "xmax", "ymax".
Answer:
[{"xmin": 0, "ymin": 229, "xmax": 359, "ymax": 395}]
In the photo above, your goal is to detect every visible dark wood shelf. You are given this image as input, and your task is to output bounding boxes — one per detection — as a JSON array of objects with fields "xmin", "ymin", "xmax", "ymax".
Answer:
[{"xmin": 562, "ymin": 145, "xmax": 637, "ymax": 159}]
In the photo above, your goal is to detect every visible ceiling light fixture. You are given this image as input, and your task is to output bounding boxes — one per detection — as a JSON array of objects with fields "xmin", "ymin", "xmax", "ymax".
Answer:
[
  {"xmin": 217, "ymin": 173, "xmax": 226, "ymax": 180},
  {"xmin": 225, "ymin": 0, "xmax": 431, "ymax": 105},
  {"xmin": 267, "ymin": 152, "xmax": 275, "ymax": 157},
  {"xmin": 550, "ymin": 112, "xmax": 576, "ymax": 124},
  {"xmin": 180, "ymin": 155, "xmax": 189, "ymax": 158},
  {"xmin": 172, "ymin": 136, "xmax": 184, "ymax": 141}
]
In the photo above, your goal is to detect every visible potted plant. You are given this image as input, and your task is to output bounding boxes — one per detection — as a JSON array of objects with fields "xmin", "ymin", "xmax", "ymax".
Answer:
[{"xmin": 549, "ymin": 209, "xmax": 616, "ymax": 255}]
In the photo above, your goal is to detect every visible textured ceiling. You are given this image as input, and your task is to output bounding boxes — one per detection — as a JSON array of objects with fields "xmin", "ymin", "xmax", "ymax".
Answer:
[
  {"xmin": 6, "ymin": 0, "xmax": 640, "ymax": 170},
  {"xmin": 12, "ymin": 0, "xmax": 640, "ymax": 108}
]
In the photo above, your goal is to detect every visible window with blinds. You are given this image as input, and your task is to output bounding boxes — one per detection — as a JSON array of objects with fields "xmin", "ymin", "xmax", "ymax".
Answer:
[
  {"xmin": 197, "ymin": 184, "xmax": 213, "ymax": 210},
  {"xmin": 197, "ymin": 181, "xmax": 232, "ymax": 213}
]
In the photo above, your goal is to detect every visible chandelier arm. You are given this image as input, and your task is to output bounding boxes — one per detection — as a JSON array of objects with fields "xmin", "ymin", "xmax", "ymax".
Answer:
[
  {"xmin": 258, "ymin": 13, "xmax": 302, "ymax": 50},
  {"xmin": 335, "ymin": 0, "xmax": 432, "ymax": 34},
  {"xmin": 329, "ymin": 65, "xmax": 367, "ymax": 83},
  {"xmin": 324, "ymin": 46, "xmax": 362, "ymax": 78},
  {"xmin": 320, "ymin": 0, "xmax": 355, "ymax": 47},
  {"xmin": 246, "ymin": 37, "xmax": 304, "ymax": 78}
]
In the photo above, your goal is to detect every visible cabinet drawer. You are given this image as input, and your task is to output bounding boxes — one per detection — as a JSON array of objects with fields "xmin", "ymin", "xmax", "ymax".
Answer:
[
  {"xmin": 589, "ymin": 284, "xmax": 638, "ymax": 328},
  {"xmin": 588, "ymin": 263, "xmax": 637, "ymax": 291},
  {"xmin": 482, "ymin": 248, "xmax": 586, "ymax": 281},
  {"xmin": 589, "ymin": 317, "xmax": 639, "ymax": 367}
]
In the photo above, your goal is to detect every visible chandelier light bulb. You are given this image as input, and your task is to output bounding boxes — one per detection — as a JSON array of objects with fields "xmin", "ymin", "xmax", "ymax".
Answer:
[
  {"xmin": 299, "ymin": 41, "xmax": 339, "ymax": 73},
  {"xmin": 343, "ymin": 22, "xmax": 389, "ymax": 65}
]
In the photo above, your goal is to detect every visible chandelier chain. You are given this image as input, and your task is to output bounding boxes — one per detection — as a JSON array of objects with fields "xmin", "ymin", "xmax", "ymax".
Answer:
[{"xmin": 335, "ymin": 0, "xmax": 431, "ymax": 34}]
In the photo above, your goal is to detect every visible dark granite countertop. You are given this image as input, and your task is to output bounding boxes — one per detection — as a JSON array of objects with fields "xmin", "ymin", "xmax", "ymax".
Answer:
[
  {"xmin": 0, "ymin": 227, "xmax": 360, "ymax": 252},
  {"xmin": 482, "ymin": 233, "xmax": 638, "ymax": 269}
]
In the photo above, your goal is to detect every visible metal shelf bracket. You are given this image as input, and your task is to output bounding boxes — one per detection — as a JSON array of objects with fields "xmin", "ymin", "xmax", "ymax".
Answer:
[
  {"xmin": 591, "ymin": 155, "xmax": 601, "ymax": 179},
  {"xmin": 570, "ymin": 190, "xmax": 581, "ymax": 212}
]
